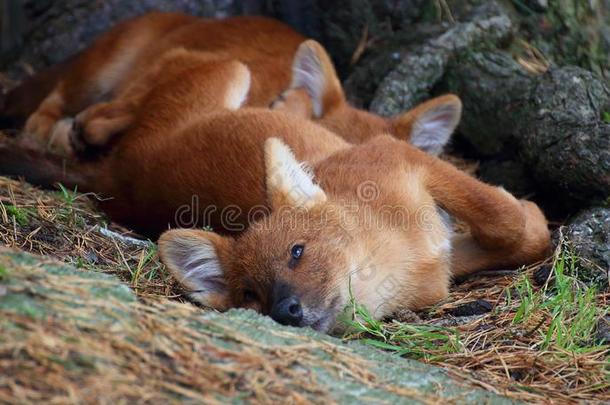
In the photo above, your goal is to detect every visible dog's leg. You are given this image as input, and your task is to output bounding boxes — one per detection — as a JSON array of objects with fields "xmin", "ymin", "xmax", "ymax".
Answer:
[{"xmin": 394, "ymin": 138, "xmax": 551, "ymax": 276}]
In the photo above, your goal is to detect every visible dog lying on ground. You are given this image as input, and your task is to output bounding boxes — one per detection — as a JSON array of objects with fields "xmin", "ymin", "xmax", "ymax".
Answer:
[
  {"xmin": 0, "ymin": 53, "xmax": 551, "ymax": 332},
  {"xmin": 1, "ymin": 12, "xmax": 459, "ymax": 157}
]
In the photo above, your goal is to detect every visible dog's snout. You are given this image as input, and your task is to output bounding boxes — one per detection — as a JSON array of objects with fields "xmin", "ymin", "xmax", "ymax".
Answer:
[{"xmin": 270, "ymin": 296, "xmax": 303, "ymax": 326}]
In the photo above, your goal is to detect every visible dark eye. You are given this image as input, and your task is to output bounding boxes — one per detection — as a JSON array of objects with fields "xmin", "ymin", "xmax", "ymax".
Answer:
[
  {"xmin": 243, "ymin": 289, "xmax": 258, "ymax": 303},
  {"xmin": 291, "ymin": 244, "xmax": 304, "ymax": 260},
  {"xmin": 288, "ymin": 244, "xmax": 304, "ymax": 270}
]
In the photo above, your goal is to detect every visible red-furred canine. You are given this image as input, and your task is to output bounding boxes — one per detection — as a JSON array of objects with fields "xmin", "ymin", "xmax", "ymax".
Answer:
[
  {"xmin": 0, "ymin": 53, "xmax": 550, "ymax": 332},
  {"xmin": 3, "ymin": 12, "xmax": 460, "ymax": 157}
]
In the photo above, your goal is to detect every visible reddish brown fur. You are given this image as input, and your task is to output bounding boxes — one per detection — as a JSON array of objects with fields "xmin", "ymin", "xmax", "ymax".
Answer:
[
  {"xmin": 0, "ymin": 54, "xmax": 550, "ymax": 331},
  {"xmin": 17, "ymin": 13, "xmax": 301, "ymax": 147},
  {"xmin": 12, "ymin": 12, "xmax": 460, "ymax": 155},
  {"xmin": 269, "ymin": 40, "xmax": 463, "ymax": 149},
  {"xmin": 0, "ymin": 14, "xmax": 550, "ymax": 331}
]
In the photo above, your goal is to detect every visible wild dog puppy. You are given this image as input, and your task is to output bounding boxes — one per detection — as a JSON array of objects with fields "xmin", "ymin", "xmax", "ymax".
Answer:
[
  {"xmin": 2, "ymin": 12, "xmax": 460, "ymax": 156},
  {"xmin": 0, "ymin": 59, "xmax": 551, "ymax": 332},
  {"xmin": 157, "ymin": 135, "xmax": 549, "ymax": 331},
  {"xmin": 271, "ymin": 40, "xmax": 461, "ymax": 155}
]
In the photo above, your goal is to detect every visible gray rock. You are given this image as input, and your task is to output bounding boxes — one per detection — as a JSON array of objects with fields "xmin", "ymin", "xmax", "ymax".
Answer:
[
  {"xmin": 522, "ymin": 0, "xmax": 548, "ymax": 12},
  {"xmin": 444, "ymin": 50, "xmax": 610, "ymax": 203},
  {"xmin": 441, "ymin": 0, "xmax": 505, "ymax": 20},
  {"xmin": 1, "ymin": 0, "xmax": 266, "ymax": 77},
  {"xmin": 370, "ymin": 1, "xmax": 513, "ymax": 116},
  {"xmin": 478, "ymin": 159, "xmax": 536, "ymax": 197},
  {"xmin": 443, "ymin": 51, "xmax": 534, "ymax": 156},
  {"xmin": 369, "ymin": 46, "xmax": 447, "ymax": 115},
  {"xmin": 563, "ymin": 207, "xmax": 610, "ymax": 287},
  {"xmin": 597, "ymin": 315, "xmax": 610, "ymax": 344},
  {"xmin": 372, "ymin": 0, "xmax": 427, "ymax": 27},
  {"xmin": 342, "ymin": 23, "xmax": 448, "ymax": 108},
  {"xmin": 343, "ymin": 49, "xmax": 407, "ymax": 108},
  {"xmin": 0, "ymin": 0, "xmax": 27, "ymax": 55},
  {"xmin": 315, "ymin": 0, "xmax": 426, "ymax": 78},
  {"xmin": 520, "ymin": 67, "xmax": 610, "ymax": 201}
]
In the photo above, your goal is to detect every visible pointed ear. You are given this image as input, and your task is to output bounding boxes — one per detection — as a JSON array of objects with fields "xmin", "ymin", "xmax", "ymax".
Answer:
[
  {"xmin": 269, "ymin": 87, "xmax": 314, "ymax": 119},
  {"xmin": 264, "ymin": 137, "xmax": 327, "ymax": 210},
  {"xmin": 394, "ymin": 94, "xmax": 462, "ymax": 156},
  {"xmin": 290, "ymin": 40, "xmax": 345, "ymax": 118},
  {"xmin": 158, "ymin": 229, "xmax": 232, "ymax": 310}
]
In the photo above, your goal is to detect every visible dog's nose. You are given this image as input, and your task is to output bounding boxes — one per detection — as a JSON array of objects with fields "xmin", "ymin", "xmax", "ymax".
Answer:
[{"xmin": 270, "ymin": 296, "xmax": 303, "ymax": 326}]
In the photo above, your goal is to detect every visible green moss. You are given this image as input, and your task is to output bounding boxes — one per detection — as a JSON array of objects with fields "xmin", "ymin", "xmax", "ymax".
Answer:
[
  {"xmin": 47, "ymin": 352, "xmax": 97, "ymax": 371},
  {"xmin": 4, "ymin": 204, "xmax": 32, "ymax": 226},
  {"xmin": 522, "ymin": 0, "xmax": 610, "ymax": 79},
  {"xmin": 0, "ymin": 295, "xmax": 48, "ymax": 319},
  {"xmin": 419, "ymin": 1, "xmax": 441, "ymax": 23},
  {"xmin": 0, "ymin": 249, "xmax": 513, "ymax": 404}
]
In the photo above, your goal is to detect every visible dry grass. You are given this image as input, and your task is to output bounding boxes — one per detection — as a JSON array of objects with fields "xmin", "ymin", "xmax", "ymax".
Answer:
[
  {"xmin": 0, "ymin": 176, "xmax": 178, "ymax": 299},
  {"xmin": 514, "ymin": 39, "xmax": 551, "ymax": 75},
  {"xmin": 1, "ymin": 173, "xmax": 608, "ymax": 404},
  {"xmin": 345, "ymin": 248, "xmax": 610, "ymax": 404},
  {"xmin": 429, "ymin": 265, "xmax": 608, "ymax": 403}
]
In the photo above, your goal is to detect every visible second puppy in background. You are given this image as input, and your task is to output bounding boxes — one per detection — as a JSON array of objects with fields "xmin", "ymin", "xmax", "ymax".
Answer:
[{"xmin": 3, "ymin": 12, "xmax": 460, "ymax": 157}]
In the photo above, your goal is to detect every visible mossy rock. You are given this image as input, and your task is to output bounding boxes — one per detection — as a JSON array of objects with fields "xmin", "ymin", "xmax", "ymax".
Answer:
[
  {"xmin": 369, "ymin": 1, "xmax": 513, "ymax": 116},
  {"xmin": 563, "ymin": 207, "xmax": 610, "ymax": 287},
  {"xmin": 444, "ymin": 50, "xmax": 610, "ymax": 206},
  {"xmin": 0, "ymin": 248, "xmax": 517, "ymax": 403}
]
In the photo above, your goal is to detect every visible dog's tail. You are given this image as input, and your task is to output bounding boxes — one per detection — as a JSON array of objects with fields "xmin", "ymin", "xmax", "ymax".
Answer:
[{"xmin": 0, "ymin": 136, "xmax": 96, "ymax": 190}]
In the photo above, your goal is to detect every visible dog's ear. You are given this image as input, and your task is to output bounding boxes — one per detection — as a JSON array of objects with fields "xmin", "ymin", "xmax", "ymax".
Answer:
[
  {"xmin": 264, "ymin": 137, "xmax": 327, "ymax": 210},
  {"xmin": 394, "ymin": 94, "xmax": 462, "ymax": 156},
  {"xmin": 289, "ymin": 40, "xmax": 345, "ymax": 118},
  {"xmin": 269, "ymin": 87, "xmax": 314, "ymax": 118},
  {"xmin": 158, "ymin": 229, "xmax": 233, "ymax": 310}
]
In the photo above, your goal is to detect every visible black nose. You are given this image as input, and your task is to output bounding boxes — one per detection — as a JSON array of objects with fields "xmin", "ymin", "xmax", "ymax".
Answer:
[{"xmin": 270, "ymin": 296, "xmax": 303, "ymax": 326}]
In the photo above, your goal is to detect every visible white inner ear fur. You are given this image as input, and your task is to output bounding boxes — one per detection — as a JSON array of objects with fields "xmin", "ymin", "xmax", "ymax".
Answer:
[
  {"xmin": 159, "ymin": 233, "xmax": 227, "ymax": 303},
  {"xmin": 224, "ymin": 63, "xmax": 251, "ymax": 110},
  {"xmin": 291, "ymin": 44, "xmax": 325, "ymax": 118},
  {"xmin": 410, "ymin": 102, "xmax": 461, "ymax": 156},
  {"xmin": 265, "ymin": 137, "xmax": 327, "ymax": 209}
]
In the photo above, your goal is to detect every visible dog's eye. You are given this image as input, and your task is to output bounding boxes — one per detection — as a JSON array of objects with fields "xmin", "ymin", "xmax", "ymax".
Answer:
[
  {"xmin": 243, "ymin": 289, "xmax": 258, "ymax": 303},
  {"xmin": 288, "ymin": 244, "xmax": 304, "ymax": 270},
  {"xmin": 291, "ymin": 244, "xmax": 304, "ymax": 260}
]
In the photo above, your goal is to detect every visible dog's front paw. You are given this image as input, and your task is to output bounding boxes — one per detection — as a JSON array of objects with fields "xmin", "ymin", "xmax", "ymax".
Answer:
[
  {"xmin": 23, "ymin": 112, "xmax": 58, "ymax": 146},
  {"xmin": 46, "ymin": 118, "xmax": 77, "ymax": 156}
]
